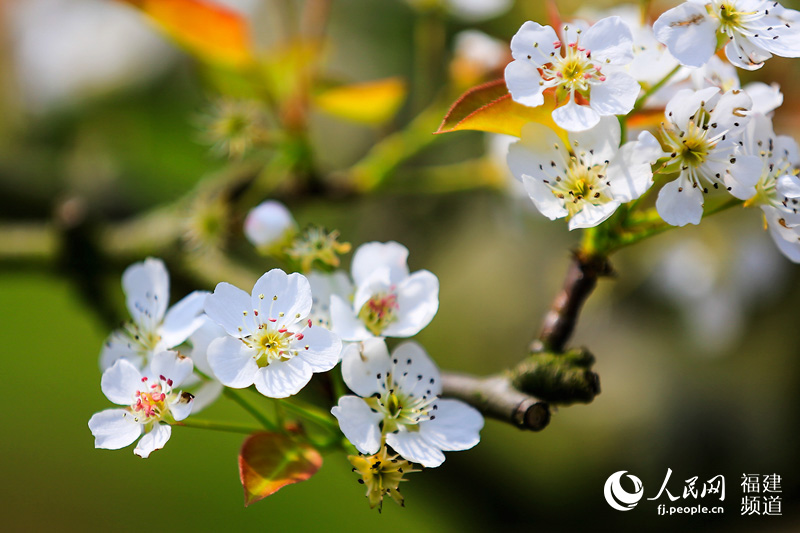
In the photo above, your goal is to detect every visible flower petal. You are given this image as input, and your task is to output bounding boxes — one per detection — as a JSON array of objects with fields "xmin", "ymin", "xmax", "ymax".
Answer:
[
  {"xmin": 158, "ymin": 290, "xmax": 209, "ymax": 349},
  {"xmin": 418, "ymin": 398, "xmax": 484, "ymax": 451},
  {"xmin": 390, "ymin": 342, "xmax": 442, "ymax": 397},
  {"xmin": 570, "ymin": 116, "xmax": 621, "ymax": 166},
  {"xmin": 777, "ymin": 174, "xmax": 800, "ymax": 198},
  {"xmin": 99, "ymin": 331, "xmax": 143, "ymax": 371},
  {"xmin": 351, "ymin": 241, "xmax": 410, "ymax": 287},
  {"xmin": 329, "ymin": 294, "xmax": 372, "ymax": 342},
  {"xmin": 509, "ymin": 21, "xmax": 559, "ymax": 64},
  {"xmin": 186, "ymin": 379, "xmax": 223, "ymax": 413},
  {"xmin": 253, "ymin": 357, "xmax": 313, "ymax": 398},
  {"xmin": 504, "ymin": 59, "xmax": 545, "ymax": 108},
  {"xmin": 207, "ymin": 336, "xmax": 257, "ymax": 388},
  {"xmin": 653, "ymin": 3, "xmax": 717, "ymax": 68},
  {"xmin": 745, "ymin": 82, "xmax": 783, "ymax": 116},
  {"xmin": 521, "ymin": 174, "xmax": 569, "ymax": 220},
  {"xmin": 89, "ymin": 409, "xmax": 143, "ymax": 450},
  {"xmin": 134, "ymin": 424, "xmax": 171, "ymax": 458},
  {"xmin": 122, "ymin": 257, "xmax": 170, "ymax": 326},
  {"xmin": 588, "ymin": 71, "xmax": 640, "ymax": 117},
  {"xmin": 150, "ymin": 350, "xmax": 194, "ymax": 387},
  {"xmin": 386, "ymin": 431, "xmax": 446, "ymax": 468},
  {"xmin": 251, "ymin": 269, "xmax": 312, "ymax": 327},
  {"xmin": 552, "ymin": 98, "xmax": 600, "ymax": 132},
  {"xmin": 187, "ymin": 316, "xmax": 227, "ymax": 377},
  {"xmin": 666, "ymin": 87, "xmax": 719, "ymax": 129},
  {"xmin": 656, "ymin": 178, "xmax": 704, "ymax": 227},
  {"xmin": 331, "ymin": 396, "xmax": 383, "ymax": 455},
  {"xmin": 382, "ymin": 270, "xmax": 439, "ymax": 338},
  {"xmin": 168, "ymin": 391, "xmax": 194, "ymax": 421},
  {"xmin": 341, "ymin": 339, "xmax": 392, "ymax": 397},
  {"xmin": 607, "ymin": 132, "xmax": 661, "ymax": 202},
  {"xmin": 295, "ymin": 323, "xmax": 342, "ymax": 372},
  {"xmin": 204, "ymin": 282, "xmax": 257, "ymax": 338},
  {"xmin": 568, "ymin": 201, "xmax": 621, "ymax": 230},
  {"xmin": 581, "ymin": 16, "xmax": 634, "ymax": 65},
  {"xmin": 101, "ymin": 359, "xmax": 143, "ymax": 405}
]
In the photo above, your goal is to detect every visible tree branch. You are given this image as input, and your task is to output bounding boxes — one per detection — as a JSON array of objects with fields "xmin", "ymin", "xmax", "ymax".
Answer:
[
  {"xmin": 532, "ymin": 252, "xmax": 612, "ymax": 353},
  {"xmin": 441, "ymin": 372, "xmax": 550, "ymax": 431}
]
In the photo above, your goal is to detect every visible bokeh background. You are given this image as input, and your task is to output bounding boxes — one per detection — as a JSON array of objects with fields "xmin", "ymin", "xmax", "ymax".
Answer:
[{"xmin": 2, "ymin": 0, "xmax": 800, "ymax": 531}]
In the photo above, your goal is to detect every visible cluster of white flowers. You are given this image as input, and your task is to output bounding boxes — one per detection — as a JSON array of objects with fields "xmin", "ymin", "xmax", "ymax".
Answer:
[
  {"xmin": 88, "ymin": 203, "xmax": 482, "ymax": 500},
  {"xmin": 504, "ymin": 1, "xmax": 800, "ymax": 262}
]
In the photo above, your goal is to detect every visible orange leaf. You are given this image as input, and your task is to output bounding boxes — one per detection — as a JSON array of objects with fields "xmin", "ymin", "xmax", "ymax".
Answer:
[
  {"xmin": 239, "ymin": 432, "xmax": 322, "ymax": 506},
  {"xmin": 435, "ymin": 79, "xmax": 564, "ymax": 140},
  {"xmin": 118, "ymin": 0, "xmax": 253, "ymax": 67},
  {"xmin": 314, "ymin": 78, "xmax": 407, "ymax": 125}
]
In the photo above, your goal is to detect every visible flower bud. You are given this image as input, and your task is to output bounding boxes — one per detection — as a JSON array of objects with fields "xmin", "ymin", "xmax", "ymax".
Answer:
[{"xmin": 244, "ymin": 201, "xmax": 297, "ymax": 252}]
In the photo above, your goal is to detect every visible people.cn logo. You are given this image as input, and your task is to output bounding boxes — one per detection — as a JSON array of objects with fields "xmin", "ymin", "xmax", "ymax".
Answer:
[{"xmin": 604, "ymin": 471, "xmax": 644, "ymax": 511}]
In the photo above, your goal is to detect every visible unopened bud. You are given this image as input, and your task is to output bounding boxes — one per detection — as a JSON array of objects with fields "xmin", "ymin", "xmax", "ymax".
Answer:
[{"xmin": 244, "ymin": 200, "xmax": 297, "ymax": 252}]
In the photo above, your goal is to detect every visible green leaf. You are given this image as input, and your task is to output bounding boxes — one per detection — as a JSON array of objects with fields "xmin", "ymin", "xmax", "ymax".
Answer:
[
  {"xmin": 238, "ymin": 432, "xmax": 323, "ymax": 506},
  {"xmin": 435, "ymin": 79, "xmax": 564, "ymax": 140}
]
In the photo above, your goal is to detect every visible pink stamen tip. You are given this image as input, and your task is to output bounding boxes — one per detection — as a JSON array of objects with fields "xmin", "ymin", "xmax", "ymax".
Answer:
[
  {"xmin": 167, "ymin": 379, "xmax": 173, "ymax": 386},
  {"xmin": 556, "ymin": 72, "xmax": 563, "ymax": 78},
  {"xmin": 569, "ymin": 42, "xmax": 577, "ymax": 48},
  {"xmin": 159, "ymin": 375, "xmax": 166, "ymax": 381},
  {"xmin": 141, "ymin": 377, "xmax": 148, "ymax": 382},
  {"xmin": 151, "ymin": 384, "xmax": 158, "ymax": 389},
  {"xmin": 599, "ymin": 76, "xmax": 606, "ymax": 81},
  {"xmin": 307, "ymin": 319, "xmax": 313, "ymax": 327},
  {"xmin": 254, "ymin": 310, "xmax": 259, "ymax": 316},
  {"xmin": 583, "ymin": 73, "xmax": 592, "ymax": 79},
  {"xmin": 269, "ymin": 318, "xmax": 277, "ymax": 323},
  {"xmin": 553, "ymin": 41, "xmax": 562, "ymax": 48},
  {"xmin": 278, "ymin": 328, "xmax": 287, "ymax": 333},
  {"xmin": 160, "ymin": 393, "xmax": 166, "ymax": 401}
]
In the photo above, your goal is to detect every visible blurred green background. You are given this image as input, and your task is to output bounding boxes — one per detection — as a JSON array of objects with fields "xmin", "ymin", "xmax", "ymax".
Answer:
[{"xmin": 2, "ymin": 0, "xmax": 800, "ymax": 531}]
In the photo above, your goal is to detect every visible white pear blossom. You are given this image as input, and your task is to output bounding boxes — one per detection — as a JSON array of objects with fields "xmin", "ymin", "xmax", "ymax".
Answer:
[
  {"xmin": 741, "ymin": 114, "xmax": 800, "ymax": 261},
  {"xmin": 329, "ymin": 242, "xmax": 439, "ymax": 342},
  {"xmin": 244, "ymin": 200, "xmax": 297, "ymax": 250},
  {"xmin": 180, "ymin": 317, "xmax": 226, "ymax": 412},
  {"xmin": 654, "ymin": 0, "xmax": 800, "ymax": 70},
  {"xmin": 204, "ymin": 269, "xmax": 342, "ymax": 398},
  {"xmin": 507, "ymin": 117, "xmax": 663, "ymax": 229},
  {"xmin": 332, "ymin": 339, "xmax": 484, "ymax": 468},
  {"xmin": 655, "ymin": 87, "xmax": 761, "ymax": 226},
  {"xmin": 89, "ymin": 351, "xmax": 194, "ymax": 458},
  {"xmin": 505, "ymin": 17, "xmax": 640, "ymax": 131},
  {"xmin": 100, "ymin": 258, "xmax": 208, "ymax": 371}
]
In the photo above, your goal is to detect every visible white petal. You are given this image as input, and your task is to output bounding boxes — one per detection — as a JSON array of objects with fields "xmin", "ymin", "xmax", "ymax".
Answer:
[
  {"xmin": 581, "ymin": 16, "xmax": 634, "ymax": 65},
  {"xmin": 509, "ymin": 21, "xmax": 559, "ymax": 64},
  {"xmin": 570, "ymin": 116, "xmax": 621, "ymax": 166},
  {"xmin": 777, "ymin": 174, "xmax": 800, "ymax": 198},
  {"xmin": 122, "ymin": 257, "xmax": 169, "ymax": 326},
  {"xmin": 168, "ymin": 391, "xmax": 194, "ymax": 421},
  {"xmin": 521, "ymin": 174, "xmax": 569, "ymax": 220},
  {"xmin": 725, "ymin": 155, "xmax": 763, "ymax": 199},
  {"xmin": 251, "ymin": 269, "xmax": 312, "ymax": 327},
  {"xmin": 204, "ymin": 282, "xmax": 257, "ymax": 338},
  {"xmin": 507, "ymin": 123, "xmax": 567, "ymax": 182},
  {"xmin": 99, "ymin": 331, "xmax": 143, "ymax": 371},
  {"xmin": 89, "ymin": 409, "xmax": 143, "ymax": 450},
  {"xmin": 158, "ymin": 291, "xmax": 209, "ymax": 349},
  {"xmin": 351, "ymin": 242, "xmax": 410, "ymax": 287},
  {"xmin": 253, "ymin": 357, "xmax": 313, "ymax": 398},
  {"xmin": 656, "ymin": 178, "xmax": 705, "ymax": 227},
  {"xmin": 352, "ymin": 267, "xmax": 392, "ymax": 312},
  {"xmin": 607, "ymin": 133, "xmax": 661, "ymax": 202},
  {"xmin": 666, "ymin": 87, "xmax": 720, "ymax": 128},
  {"xmin": 708, "ymin": 89, "xmax": 752, "ymax": 136},
  {"xmin": 387, "ymin": 431, "xmax": 446, "ymax": 468},
  {"xmin": 207, "ymin": 336, "xmax": 257, "ymax": 388},
  {"xmin": 568, "ymin": 201, "xmax": 621, "ymax": 230},
  {"xmin": 552, "ymin": 99, "xmax": 600, "ymax": 132},
  {"xmin": 341, "ymin": 339, "xmax": 392, "ymax": 397},
  {"xmin": 504, "ymin": 60, "xmax": 545, "ymax": 108},
  {"xmin": 101, "ymin": 359, "xmax": 143, "ymax": 405},
  {"xmin": 418, "ymin": 398, "xmax": 484, "ymax": 451},
  {"xmin": 331, "ymin": 396, "xmax": 383, "ymax": 455},
  {"xmin": 329, "ymin": 295, "xmax": 372, "ymax": 342},
  {"xmin": 187, "ymin": 316, "xmax": 227, "ymax": 377},
  {"xmin": 589, "ymin": 71, "xmax": 640, "ymax": 117},
  {"xmin": 653, "ymin": 3, "xmax": 717, "ymax": 68},
  {"xmin": 134, "ymin": 424, "xmax": 171, "ymax": 458},
  {"xmin": 744, "ymin": 82, "xmax": 783, "ymax": 115},
  {"xmin": 769, "ymin": 227, "xmax": 800, "ymax": 263},
  {"xmin": 150, "ymin": 350, "xmax": 193, "ymax": 387},
  {"xmin": 390, "ymin": 342, "xmax": 442, "ymax": 398},
  {"xmin": 382, "ymin": 271, "xmax": 439, "ymax": 338},
  {"xmin": 724, "ymin": 35, "xmax": 771, "ymax": 71},
  {"xmin": 295, "ymin": 324, "xmax": 342, "ymax": 372}
]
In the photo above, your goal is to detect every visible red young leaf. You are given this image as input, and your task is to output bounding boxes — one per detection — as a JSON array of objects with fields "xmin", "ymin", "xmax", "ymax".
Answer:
[{"xmin": 239, "ymin": 432, "xmax": 322, "ymax": 506}]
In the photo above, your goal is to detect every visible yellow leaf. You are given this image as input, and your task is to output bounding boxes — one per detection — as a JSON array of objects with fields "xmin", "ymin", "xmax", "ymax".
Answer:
[
  {"xmin": 118, "ymin": 0, "xmax": 253, "ymax": 67},
  {"xmin": 238, "ymin": 432, "xmax": 322, "ymax": 506},
  {"xmin": 436, "ymin": 79, "xmax": 565, "ymax": 140},
  {"xmin": 314, "ymin": 78, "xmax": 407, "ymax": 125}
]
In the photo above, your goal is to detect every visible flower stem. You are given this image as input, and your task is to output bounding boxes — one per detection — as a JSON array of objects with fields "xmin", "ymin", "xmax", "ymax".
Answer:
[
  {"xmin": 223, "ymin": 388, "xmax": 279, "ymax": 432},
  {"xmin": 174, "ymin": 418, "xmax": 262, "ymax": 435},
  {"xmin": 632, "ymin": 64, "xmax": 681, "ymax": 113},
  {"xmin": 282, "ymin": 397, "xmax": 339, "ymax": 432}
]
